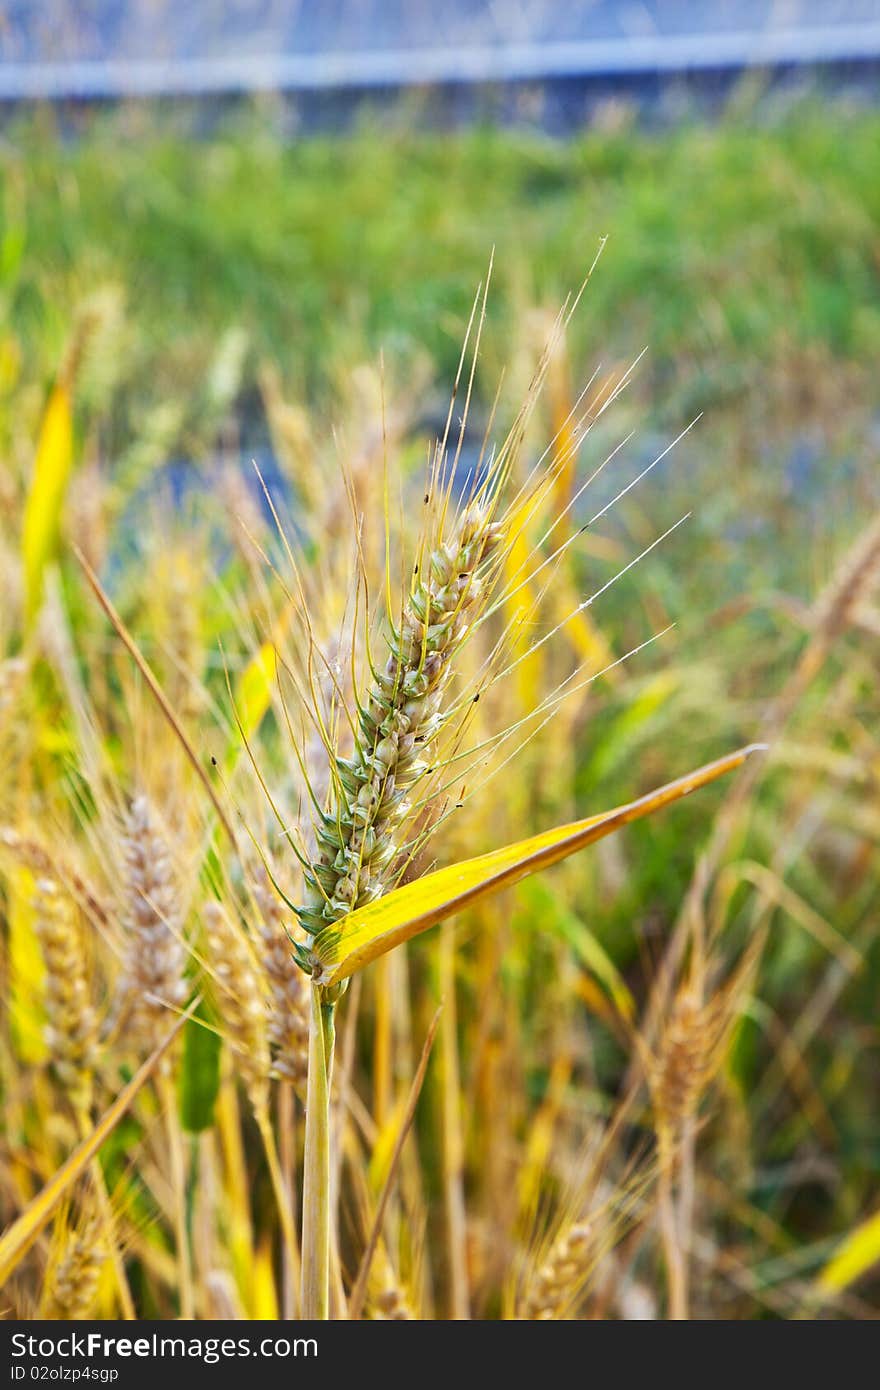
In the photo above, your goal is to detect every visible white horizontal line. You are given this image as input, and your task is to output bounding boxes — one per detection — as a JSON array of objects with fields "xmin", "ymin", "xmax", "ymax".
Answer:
[{"xmin": 1, "ymin": 26, "xmax": 879, "ymax": 101}]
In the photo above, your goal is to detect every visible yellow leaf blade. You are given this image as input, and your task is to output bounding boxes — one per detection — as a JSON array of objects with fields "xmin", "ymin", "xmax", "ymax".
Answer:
[
  {"xmin": 312, "ymin": 744, "xmax": 764, "ymax": 986},
  {"xmin": 252, "ymin": 1239, "xmax": 281, "ymax": 1319},
  {"xmin": 816, "ymin": 1208, "xmax": 880, "ymax": 1296},
  {"xmin": 7, "ymin": 865, "xmax": 47, "ymax": 1063},
  {"xmin": 22, "ymin": 382, "xmax": 74, "ymax": 627},
  {"xmin": 224, "ymin": 603, "xmax": 296, "ymax": 769},
  {"xmin": 233, "ymin": 641, "xmax": 278, "ymax": 742}
]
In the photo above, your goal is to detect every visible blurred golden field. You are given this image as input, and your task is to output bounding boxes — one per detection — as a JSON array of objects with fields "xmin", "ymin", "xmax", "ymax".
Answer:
[{"xmin": 1, "ymin": 99, "xmax": 879, "ymax": 1320}]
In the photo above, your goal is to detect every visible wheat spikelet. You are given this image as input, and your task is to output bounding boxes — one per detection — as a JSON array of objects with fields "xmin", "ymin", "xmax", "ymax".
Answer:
[
  {"xmin": 33, "ymin": 877, "xmax": 98, "ymax": 1115},
  {"xmin": 203, "ymin": 899, "xmax": 270, "ymax": 1114},
  {"xmin": 42, "ymin": 1210, "xmax": 106, "ymax": 1320},
  {"xmin": 252, "ymin": 872, "xmax": 309, "ymax": 1086},
  {"xmin": 649, "ymin": 986, "xmax": 733, "ymax": 1147},
  {"xmin": 116, "ymin": 794, "xmax": 187, "ymax": 1050},
  {"xmin": 651, "ymin": 990, "xmax": 709, "ymax": 1135},
  {"xmin": 522, "ymin": 1220, "xmax": 594, "ymax": 1319},
  {"xmin": 1, "ymin": 827, "xmax": 111, "ymax": 928},
  {"xmin": 298, "ymin": 503, "xmax": 505, "ymax": 955}
]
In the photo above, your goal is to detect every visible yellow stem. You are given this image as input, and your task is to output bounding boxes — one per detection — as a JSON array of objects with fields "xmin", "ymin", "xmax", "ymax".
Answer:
[
  {"xmin": 159, "ymin": 1074, "xmax": 194, "ymax": 1320},
  {"xmin": 301, "ymin": 987, "xmax": 334, "ymax": 1319}
]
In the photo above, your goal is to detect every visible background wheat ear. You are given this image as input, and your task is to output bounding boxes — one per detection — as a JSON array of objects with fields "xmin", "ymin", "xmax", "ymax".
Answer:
[
  {"xmin": 40, "ymin": 1202, "xmax": 106, "ymax": 1321},
  {"xmin": 522, "ymin": 1220, "xmax": 595, "ymax": 1319},
  {"xmin": 251, "ymin": 868, "xmax": 310, "ymax": 1089},
  {"xmin": 116, "ymin": 793, "xmax": 188, "ymax": 1056},
  {"xmin": 33, "ymin": 876, "xmax": 98, "ymax": 1117}
]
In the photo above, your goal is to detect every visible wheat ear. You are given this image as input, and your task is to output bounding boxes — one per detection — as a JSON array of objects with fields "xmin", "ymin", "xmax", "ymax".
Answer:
[
  {"xmin": 522, "ymin": 1221, "xmax": 594, "ymax": 1319},
  {"xmin": 298, "ymin": 501, "xmax": 505, "ymax": 1319},
  {"xmin": 33, "ymin": 877, "xmax": 98, "ymax": 1115},
  {"xmin": 117, "ymin": 794, "xmax": 188, "ymax": 1052},
  {"xmin": 298, "ymin": 502, "xmax": 505, "ymax": 961},
  {"xmin": 41, "ymin": 1208, "xmax": 106, "ymax": 1320}
]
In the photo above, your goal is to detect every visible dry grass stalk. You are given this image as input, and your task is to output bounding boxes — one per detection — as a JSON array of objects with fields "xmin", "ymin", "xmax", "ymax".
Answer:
[
  {"xmin": 116, "ymin": 795, "xmax": 187, "ymax": 1051},
  {"xmin": 33, "ymin": 877, "xmax": 98, "ymax": 1115}
]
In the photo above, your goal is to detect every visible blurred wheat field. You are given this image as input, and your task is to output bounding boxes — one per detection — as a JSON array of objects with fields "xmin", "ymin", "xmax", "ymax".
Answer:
[{"xmin": 1, "ymin": 100, "xmax": 879, "ymax": 1321}]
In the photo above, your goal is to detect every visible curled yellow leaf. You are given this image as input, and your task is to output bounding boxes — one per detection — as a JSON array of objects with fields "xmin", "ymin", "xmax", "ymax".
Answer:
[{"xmin": 311, "ymin": 744, "xmax": 765, "ymax": 987}]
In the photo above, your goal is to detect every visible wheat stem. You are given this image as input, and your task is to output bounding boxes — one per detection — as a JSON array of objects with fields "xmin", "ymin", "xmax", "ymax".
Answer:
[
  {"xmin": 256, "ymin": 1106, "xmax": 301, "ymax": 1319},
  {"xmin": 301, "ymin": 988, "xmax": 335, "ymax": 1319},
  {"xmin": 658, "ymin": 1141, "xmax": 687, "ymax": 1321},
  {"xmin": 440, "ymin": 923, "xmax": 470, "ymax": 1320},
  {"xmin": 159, "ymin": 1075, "xmax": 194, "ymax": 1320},
  {"xmin": 278, "ymin": 1082, "xmax": 298, "ymax": 1319}
]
